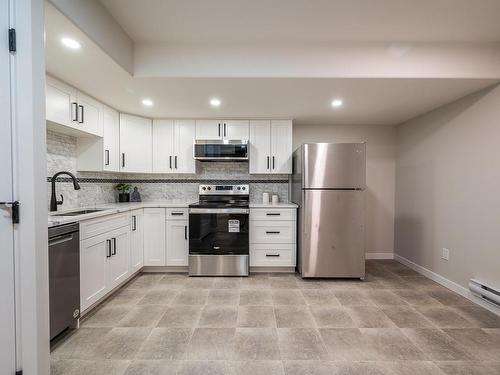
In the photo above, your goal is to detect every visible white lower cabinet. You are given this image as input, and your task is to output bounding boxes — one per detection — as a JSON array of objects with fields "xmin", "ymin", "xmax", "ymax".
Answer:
[
  {"xmin": 250, "ymin": 207, "xmax": 297, "ymax": 267},
  {"xmin": 143, "ymin": 208, "xmax": 166, "ymax": 266},
  {"xmin": 166, "ymin": 220, "xmax": 188, "ymax": 266},
  {"xmin": 80, "ymin": 217, "xmax": 131, "ymax": 312},
  {"xmin": 130, "ymin": 209, "xmax": 144, "ymax": 272}
]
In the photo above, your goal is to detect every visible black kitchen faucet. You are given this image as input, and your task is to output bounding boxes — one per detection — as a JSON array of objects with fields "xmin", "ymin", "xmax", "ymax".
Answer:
[{"xmin": 50, "ymin": 171, "xmax": 81, "ymax": 212}]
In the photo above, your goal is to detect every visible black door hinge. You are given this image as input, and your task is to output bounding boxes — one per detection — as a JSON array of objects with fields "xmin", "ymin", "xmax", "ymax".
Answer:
[
  {"xmin": 9, "ymin": 28, "xmax": 16, "ymax": 53},
  {"xmin": 0, "ymin": 201, "xmax": 20, "ymax": 224}
]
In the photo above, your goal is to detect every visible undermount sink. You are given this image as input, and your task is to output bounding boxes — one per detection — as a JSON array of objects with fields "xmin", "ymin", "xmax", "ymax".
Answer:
[{"xmin": 51, "ymin": 209, "xmax": 106, "ymax": 217}]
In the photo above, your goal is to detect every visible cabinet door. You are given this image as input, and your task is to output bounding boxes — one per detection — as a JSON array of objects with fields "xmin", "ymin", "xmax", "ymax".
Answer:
[
  {"xmin": 130, "ymin": 209, "xmax": 144, "ymax": 273},
  {"xmin": 108, "ymin": 226, "xmax": 130, "ymax": 288},
  {"xmin": 174, "ymin": 119, "xmax": 196, "ymax": 173},
  {"xmin": 166, "ymin": 220, "xmax": 188, "ymax": 266},
  {"xmin": 120, "ymin": 114, "xmax": 153, "ymax": 173},
  {"xmin": 80, "ymin": 232, "xmax": 109, "ymax": 312},
  {"xmin": 103, "ymin": 106, "xmax": 120, "ymax": 172},
  {"xmin": 46, "ymin": 75, "xmax": 77, "ymax": 127},
  {"xmin": 249, "ymin": 120, "xmax": 271, "ymax": 174},
  {"xmin": 143, "ymin": 208, "xmax": 166, "ymax": 266},
  {"xmin": 152, "ymin": 119, "xmax": 174, "ymax": 173},
  {"xmin": 270, "ymin": 120, "xmax": 293, "ymax": 174},
  {"xmin": 77, "ymin": 91, "xmax": 103, "ymax": 136},
  {"xmin": 223, "ymin": 120, "xmax": 249, "ymax": 140},
  {"xmin": 195, "ymin": 119, "xmax": 222, "ymax": 140}
]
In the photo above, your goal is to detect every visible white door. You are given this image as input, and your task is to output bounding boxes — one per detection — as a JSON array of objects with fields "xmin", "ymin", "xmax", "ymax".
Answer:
[
  {"xmin": 76, "ymin": 91, "xmax": 103, "ymax": 136},
  {"xmin": 45, "ymin": 75, "xmax": 77, "ymax": 128},
  {"xmin": 152, "ymin": 119, "xmax": 174, "ymax": 173},
  {"xmin": 195, "ymin": 119, "xmax": 222, "ymax": 140},
  {"xmin": 223, "ymin": 120, "xmax": 249, "ymax": 140},
  {"xmin": 270, "ymin": 120, "xmax": 293, "ymax": 174},
  {"xmin": 120, "ymin": 114, "xmax": 152, "ymax": 173},
  {"xmin": 80, "ymin": 232, "xmax": 109, "ymax": 312},
  {"xmin": 1, "ymin": 1, "xmax": 17, "ymax": 370},
  {"xmin": 108, "ymin": 226, "xmax": 130, "ymax": 288},
  {"xmin": 143, "ymin": 208, "xmax": 166, "ymax": 266},
  {"xmin": 166, "ymin": 220, "xmax": 189, "ymax": 266},
  {"xmin": 102, "ymin": 105, "xmax": 120, "ymax": 172},
  {"xmin": 130, "ymin": 209, "xmax": 144, "ymax": 273},
  {"xmin": 174, "ymin": 119, "xmax": 196, "ymax": 173},
  {"xmin": 249, "ymin": 120, "xmax": 271, "ymax": 174}
]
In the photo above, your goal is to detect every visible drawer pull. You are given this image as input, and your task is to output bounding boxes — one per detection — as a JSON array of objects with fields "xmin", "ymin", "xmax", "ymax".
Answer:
[
  {"xmin": 171, "ymin": 212, "xmax": 184, "ymax": 216},
  {"xmin": 266, "ymin": 253, "xmax": 280, "ymax": 257},
  {"xmin": 266, "ymin": 213, "xmax": 281, "ymax": 216},
  {"xmin": 266, "ymin": 231, "xmax": 281, "ymax": 234}
]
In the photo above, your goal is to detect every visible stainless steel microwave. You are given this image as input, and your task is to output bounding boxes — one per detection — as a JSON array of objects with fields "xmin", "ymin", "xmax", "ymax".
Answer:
[{"xmin": 193, "ymin": 140, "xmax": 249, "ymax": 161}]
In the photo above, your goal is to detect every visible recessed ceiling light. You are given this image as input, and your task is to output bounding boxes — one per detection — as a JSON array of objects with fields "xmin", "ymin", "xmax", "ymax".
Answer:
[
  {"xmin": 142, "ymin": 99, "xmax": 154, "ymax": 107},
  {"xmin": 331, "ymin": 99, "xmax": 343, "ymax": 108},
  {"xmin": 210, "ymin": 98, "xmax": 221, "ymax": 107},
  {"xmin": 61, "ymin": 37, "xmax": 81, "ymax": 50}
]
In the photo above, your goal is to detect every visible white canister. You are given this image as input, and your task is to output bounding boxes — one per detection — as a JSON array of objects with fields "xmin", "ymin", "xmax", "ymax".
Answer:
[
  {"xmin": 262, "ymin": 192, "xmax": 270, "ymax": 205},
  {"xmin": 272, "ymin": 194, "xmax": 279, "ymax": 204}
]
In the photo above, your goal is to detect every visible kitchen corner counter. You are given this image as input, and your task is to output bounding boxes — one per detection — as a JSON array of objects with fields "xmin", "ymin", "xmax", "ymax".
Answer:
[
  {"xmin": 249, "ymin": 202, "xmax": 298, "ymax": 208},
  {"xmin": 48, "ymin": 201, "xmax": 194, "ymax": 228}
]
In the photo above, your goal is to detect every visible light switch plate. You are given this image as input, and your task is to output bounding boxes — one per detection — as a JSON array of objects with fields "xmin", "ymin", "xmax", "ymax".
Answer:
[{"xmin": 442, "ymin": 248, "xmax": 450, "ymax": 261}]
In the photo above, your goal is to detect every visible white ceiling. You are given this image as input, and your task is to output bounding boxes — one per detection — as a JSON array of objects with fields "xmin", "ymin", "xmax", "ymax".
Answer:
[
  {"xmin": 100, "ymin": 0, "xmax": 500, "ymax": 43},
  {"xmin": 45, "ymin": 2, "xmax": 499, "ymax": 125}
]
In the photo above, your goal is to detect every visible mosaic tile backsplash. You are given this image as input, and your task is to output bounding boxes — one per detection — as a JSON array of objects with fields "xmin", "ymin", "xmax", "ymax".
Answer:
[{"xmin": 47, "ymin": 130, "xmax": 290, "ymax": 210}]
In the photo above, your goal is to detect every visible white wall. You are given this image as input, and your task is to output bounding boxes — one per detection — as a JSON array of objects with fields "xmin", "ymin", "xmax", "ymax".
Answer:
[
  {"xmin": 395, "ymin": 84, "xmax": 500, "ymax": 291},
  {"xmin": 293, "ymin": 124, "xmax": 396, "ymax": 256}
]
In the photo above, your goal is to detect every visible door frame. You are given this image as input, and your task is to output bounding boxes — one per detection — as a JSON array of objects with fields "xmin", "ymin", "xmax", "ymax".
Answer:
[{"xmin": 8, "ymin": 0, "xmax": 50, "ymax": 374}]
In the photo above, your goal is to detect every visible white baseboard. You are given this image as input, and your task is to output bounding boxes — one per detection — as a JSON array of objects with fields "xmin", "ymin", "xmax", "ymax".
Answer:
[
  {"xmin": 365, "ymin": 252, "xmax": 394, "ymax": 260},
  {"xmin": 394, "ymin": 254, "xmax": 500, "ymax": 316}
]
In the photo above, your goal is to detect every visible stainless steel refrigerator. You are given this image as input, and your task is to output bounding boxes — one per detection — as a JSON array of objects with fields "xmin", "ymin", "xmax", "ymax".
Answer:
[{"xmin": 292, "ymin": 143, "xmax": 366, "ymax": 279}]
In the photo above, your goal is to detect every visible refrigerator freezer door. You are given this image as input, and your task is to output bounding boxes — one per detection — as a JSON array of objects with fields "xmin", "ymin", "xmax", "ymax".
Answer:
[
  {"xmin": 302, "ymin": 143, "xmax": 366, "ymax": 189},
  {"xmin": 299, "ymin": 190, "xmax": 365, "ymax": 278}
]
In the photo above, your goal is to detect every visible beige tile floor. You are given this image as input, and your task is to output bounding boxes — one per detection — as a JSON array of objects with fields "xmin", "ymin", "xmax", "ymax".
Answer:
[{"xmin": 51, "ymin": 260, "xmax": 500, "ymax": 375}]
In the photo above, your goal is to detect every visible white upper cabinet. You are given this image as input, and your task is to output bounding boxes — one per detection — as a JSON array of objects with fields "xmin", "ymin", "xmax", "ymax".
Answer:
[
  {"xmin": 153, "ymin": 119, "xmax": 195, "ymax": 174},
  {"xmin": 46, "ymin": 75, "xmax": 103, "ymax": 137},
  {"xmin": 195, "ymin": 119, "xmax": 249, "ymax": 140},
  {"xmin": 102, "ymin": 106, "xmax": 120, "ymax": 172},
  {"xmin": 270, "ymin": 120, "xmax": 293, "ymax": 174},
  {"xmin": 46, "ymin": 75, "xmax": 77, "ymax": 128},
  {"xmin": 195, "ymin": 119, "xmax": 221, "ymax": 140},
  {"xmin": 76, "ymin": 91, "xmax": 103, "ymax": 137},
  {"xmin": 120, "ymin": 114, "xmax": 152, "ymax": 173},
  {"xmin": 224, "ymin": 120, "xmax": 249, "ymax": 139},
  {"xmin": 174, "ymin": 120, "xmax": 196, "ymax": 173},
  {"xmin": 249, "ymin": 119, "xmax": 292, "ymax": 174}
]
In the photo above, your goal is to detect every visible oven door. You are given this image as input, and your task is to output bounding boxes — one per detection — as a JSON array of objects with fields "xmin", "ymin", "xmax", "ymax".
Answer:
[
  {"xmin": 193, "ymin": 140, "xmax": 248, "ymax": 161},
  {"xmin": 189, "ymin": 208, "xmax": 249, "ymax": 255}
]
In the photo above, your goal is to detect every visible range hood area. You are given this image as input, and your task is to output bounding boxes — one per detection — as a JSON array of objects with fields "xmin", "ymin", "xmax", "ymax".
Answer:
[{"xmin": 193, "ymin": 139, "xmax": 249, "ymax": 161}]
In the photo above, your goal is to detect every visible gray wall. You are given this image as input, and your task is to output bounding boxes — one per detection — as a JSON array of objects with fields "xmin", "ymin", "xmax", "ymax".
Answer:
[
  {"xmin": 47, "ymin": 130, "xmax": 288, "ymax": 209},
  {"xmin": 293, "ymin": 124, "xmax": 396, "ymax": 255},
  {"xmin": 395, "ymin": 84, "xmax": 500, "ymax": 290}
]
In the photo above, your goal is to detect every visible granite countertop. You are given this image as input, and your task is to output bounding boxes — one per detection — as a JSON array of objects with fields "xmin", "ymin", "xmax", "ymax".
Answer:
[{"xmin": 48, "ymin": 201, "xmax": 297, "ymax": 227}]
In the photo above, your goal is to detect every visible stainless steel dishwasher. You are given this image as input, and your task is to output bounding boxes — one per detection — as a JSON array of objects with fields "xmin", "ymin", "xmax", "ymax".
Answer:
[{"xmin": 48, "ymin": 222, "xmax": 80, "ymax": 340}]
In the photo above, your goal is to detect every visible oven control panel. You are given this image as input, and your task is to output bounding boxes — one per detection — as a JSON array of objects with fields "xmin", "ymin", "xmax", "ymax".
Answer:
[{"xmin": 199, "ymin": 184, "xmax": 249, "ymax": 195}]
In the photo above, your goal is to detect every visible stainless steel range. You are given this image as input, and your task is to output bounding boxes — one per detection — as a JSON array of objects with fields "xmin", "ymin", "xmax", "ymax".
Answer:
[{"xmin": 188, "ymin": 184, "xmax": 249, "ymax": 276}]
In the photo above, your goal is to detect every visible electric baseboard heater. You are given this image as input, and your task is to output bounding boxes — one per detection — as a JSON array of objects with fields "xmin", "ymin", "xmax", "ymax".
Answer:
[{"xmin": 469, "ymin": 279, "xmax": 500, "ymax": 307}]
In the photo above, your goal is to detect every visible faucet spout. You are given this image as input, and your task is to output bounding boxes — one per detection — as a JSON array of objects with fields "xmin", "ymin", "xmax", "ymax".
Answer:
[{"xmin": 50, "ymin": 171, "xmax": 81, "ymax": 212}]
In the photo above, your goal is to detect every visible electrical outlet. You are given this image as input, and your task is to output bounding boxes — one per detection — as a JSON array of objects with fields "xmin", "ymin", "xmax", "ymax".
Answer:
[{"xmin": 442, "ymin": 248, "xmax": 450, "ymax": 261}]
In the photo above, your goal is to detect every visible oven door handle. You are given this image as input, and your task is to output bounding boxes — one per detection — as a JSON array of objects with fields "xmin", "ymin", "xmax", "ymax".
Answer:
[{"xmin": 189, "ymin": 208, "xmax": 249, "ymax": 214}]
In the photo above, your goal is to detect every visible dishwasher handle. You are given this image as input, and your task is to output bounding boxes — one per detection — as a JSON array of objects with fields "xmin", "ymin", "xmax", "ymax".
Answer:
[{"xmin": 48, "ymin": 234, "xmax": 74, "ymax": 246}]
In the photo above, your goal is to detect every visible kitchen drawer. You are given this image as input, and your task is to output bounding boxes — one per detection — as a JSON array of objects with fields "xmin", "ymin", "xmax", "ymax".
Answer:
[
  {"xmin": 250, "ymin": 220, "xmax": 295, "ymax": 243},
  {"xmin": 250, "ymin": 208, "xmax": 296, "ymax": 221},
  {"xmin": 250, "ymin": 244, "xmax": 296, "ymax": 267},
  {"xmin": 80, "ymin": 212, "xmax": 130, "ymax": 240},
  {"xmin": 166, "ymin": 208, "xmax": 188, "ymax": 220}
]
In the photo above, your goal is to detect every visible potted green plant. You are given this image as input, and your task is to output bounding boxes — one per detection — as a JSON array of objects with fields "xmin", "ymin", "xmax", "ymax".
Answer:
[{"xmin": 115, "ymin": 183, "xmax": 131, "ymax": 202}]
